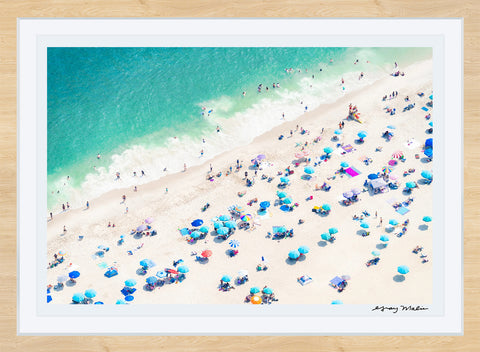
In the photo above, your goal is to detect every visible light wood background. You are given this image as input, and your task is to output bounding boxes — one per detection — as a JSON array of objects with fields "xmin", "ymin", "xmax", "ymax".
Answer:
[{"xmin": 1, "ymin": 1, "xmax": 478, "ymax": 351}]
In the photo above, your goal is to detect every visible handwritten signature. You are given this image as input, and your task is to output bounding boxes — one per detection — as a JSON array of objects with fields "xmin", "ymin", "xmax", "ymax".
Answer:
[{"xmin": 371, "ymin": 305, "xmax": 429, "ymax": 314}]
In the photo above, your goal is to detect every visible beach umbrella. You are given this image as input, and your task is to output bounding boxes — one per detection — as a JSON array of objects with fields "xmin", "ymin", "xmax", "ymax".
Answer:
[
  {"xmin": 283, "ymin": 197, "xmax": 293, "ymax": 204},
  {"xmin": 387, "ymin": 125, "xmax": 396, "ymax": 129},
  {"xmin": 372, "ymin": 250, "xmax": 381, "ymax": 257},
  {"xmin": 380, "ymin": 235, "xmax": 390, "ymax": 242},
  {"xmin": 125, "ymin": 295, "xmax": 134, "ymax": 302},
  {"xmin": 397, "ymin": 265, "xmax": 410, "ymax": 275},
  {"xmin": 259, "ymin": 201, "xmax": 271, "ymax": 209},
  {"xmin": 221, "ymin": 275, "xmax": 231, "ymax": 282},
  {"xmin": 145, "ymin": 217, "xmax": 154, "ymax": 224},
  {"xmin": 146, "ymin": 276, "xmax": 157, "ymax": 285},
  {"xmin": 321, "ymin": 233, "xmax": 331, "ymax": 241},
  {"xmin": 277, "ymin": 191, "xmax": 287, "ymax": 198},
  {"xmin": 234, "ymin": 206, "xmax": 245, "ymax": 213},
  {"xmin": 298, "ymin": 246, "xmax": 310, "ymax": 254},
  {"xmin": 156, "ymin": 271, "xmax": 167, "ymax": 278},
  {"xmin": 72, "ymin": 293, "xmax": 85, "ymax": 303},
  {"xmin": 256, "ymin": 154, "xmax": 266, "ymax": 161},
  {"xmin": 331, "ymin": 300, "xmax": 343, "ymax": 304},
  {"xmin": 424, "ymin": 149, "xmax": 433, "ymax": 158},
  {"xmin": 351, "ymin": 188, "xmax": 361, "ymax": 195},
  {"xmin": 406, "ymin": 182, "xmax": 416, "ymax": 189},
  {"xmin": 360, "ymin": 222, "xmax": 369, "ymax": 229},
  {"xmin": 295, "ymin": 152, "xmax": 305, "ymax": 159},
  {"xmin": 217, "ymin": 227, "xmax": 229, "ymax": 235},
  {"xmin": 241, "ymin": 214, "xmax": 252, "ymax": 222},
  {"xmin": 199, "ymin": 226, "xmax": 209, "ymax": 233},
  {"xmin": 250, "ymin": 287, "xmax": 260, "ymax": 294},
  {"xmin": 69, "ymin": 271, "xmax": 80, "ymax": 279},
  {"xmin": 276, "ymin": 226, "xmax": 287, "ymax": 233},
  {"xmin": 341, "ymin": 275, "xmax": 351, "ymax": 281},
  {"xmin": 423, "ymin": 216, "xmax": 432, "ymax": 222},
  {"xmin": 421, "ymin": 170, "xmax": 433, "ymax": 179},
  {"xmin": 84, "ymin": 289, "xmax": 97, "ymax": 299},
  {"xmin": 201, "ymin": 250, "xmax": 212, "ymax": 258},
  {"xmin": 229, "ymin": 239, "xmax": 240, "ymax": 248},
  {"xmin": 288, "ymin": 250, "xmax": 301, "ymax": 259},
  {"xmin": 389, "ymin": 219, "xmax": 399, "ymax": 226},
  {"xmin": 392, "ymin": 151, "xmax": 404, "ymax": 159},
  {"xmin": 238, "ymin": 270, "xmax": 248, "ymax": 277},
  {"xmin": 251, "ymin": 296, "xmax": 262, "ymax": 304},
  {"xmin": 388, "ymin": 159, "xmax": 397, "ymax": 166},
  {"xmin": 324, "ymin": 147, "xmax": 333, "ymax": 154},
  {"xmin": 219, "ymin": 215, "xmax": 230, "ymax": 222},
  {"xmin": 304, "ymin": 166, "xmax": 315, "ymax": 174},
  {"xmin": 140, "ymin": 259, "xmax": 156, "ymax": 268},
  {"xmin": 389, "ymin": 174, "xmax": 398, "ymax": 180},
  {"xmin": 303, "ymin": 150, "xmax": 310, "ymax": 156},
  {"xmin": 429, "ymin": 121, "xmax": 433, "ymax": 127},
  {"xmin": 190, "ymin": 231, "xmax": 200, "ymax": 238},
  {"xmin": 137, "ymin": 224, "xmax": 147, "ymax": 232},
  {"xmin": 263, "ymin": 287, "xmax": 273, "ymax": 294},
  {"xmin": 224, "ymin": 221, "xmax": 237, "ymax": 229},
  {"xmin": 116, "ymin": 299, "xmax": 127, "ymax": 305},
  {"xmin": 382, "ymin": 166, "xmax": 393, "ymax": 174},
  {"xmin": 58, "ymin": 250, "xmax": 66, "ymax": 256},
  {"xmin": 191, "ymin": 219, "xmax": 203, "ymax": 227},
  {"xmin": 57, "ymin": 275, "xmax": 68, "ymax": 283},
  {"xmin": 340, "ymin": 161, "xmax": 349, "ymax": 168},
  {"xmin": 334, "ymin": 129, "xmax": 343, "ymax": 135},
  {"xmin": 368, "ymin": 173, "xmax": 378, "ymax": 180},
  {"xmin": 343, "ymin": 191, "xmax": 353, "ymax": 199},
  {"xmin": 124, "ymin": 279, "xmax": 137, "ymax": 287},
  {"xmin": 322, "ymin": 204, "xmax": 331, "ymax": 211},
  {"xmin": 47, "ymin": 295, "xmax": 52, "ymax": 303},
  {"xmin": 166, "ymin": 269, "xmax": 179, "ymax": 275},
  {"xmin": 94, "ymin": 301, "xmax": 104, "ymax": 305},
  {"xmin": 280, "ymin": 176, "xmax": 290, "ymax": 183},
  {"xmin": 358, "ymin": 131, "xmax": 367, "ymax": 138},
  {"xmin": 329, "ymin": 227, "xmax": 338, "ymax": 234},
  {"xmin": 213, "ymin": 221, "xmax": 223, "ymax": 229}
]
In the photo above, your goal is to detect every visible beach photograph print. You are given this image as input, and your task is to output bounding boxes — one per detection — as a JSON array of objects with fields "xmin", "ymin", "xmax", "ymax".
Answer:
[{"xmin": 46, "ymin": 47, "xmax": 434, "ymax": 306}]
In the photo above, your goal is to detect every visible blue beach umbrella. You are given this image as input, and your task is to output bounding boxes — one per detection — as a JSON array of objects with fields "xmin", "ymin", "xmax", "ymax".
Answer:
[
  {"xmin": 334, "ymin": 129, "xmax": 343, "ymax": 135},
  {"xmin": 213, "ymin": 221, "xmax": 223, "ymax": 229},
  {"xmin": 406, "ymin": 182, "xmax": 416, "ymax": 189},
  {"xmin": 229, "ymin": 239, "xmax": 240, "ymax": 248},
  {"xmin": 224, "ymin": 221, "xmax": 237, "ymax": 229},
  {"xmin": 84, "ymin": 289, "xmax": 97, "ymax": 299},
  {"xmin": 368, "ymin": 173, "xmax": 378, "ymax": 180},
  {"xmin": 389, "ymin": 219, "xmax": 399, "ymax": 226},
  {"xmin": 250, "ymin": 287, "xmax": 260, "ymax": 294},
  {"xmin": 358, "ymin": 131, "xmax": 367, "ymax": 138},
  {"xmin": 47, "ymin": 295, "xmax": 52, "ymax": 303},
  {"xmin": 331, "ymin": 300, "xmax": 343, "ymax": 304},
  {"xmin": 424, "ymin": 149, "xmax": 433, "ymax": 158},
  {"xmin": 324, "ymin": 147, "xmax": 333, "ymax": 154},
  {"xmin": 322, "ymin": 204, "xmax": 331, "ymax": 211},
  {"xmin": 72, "ymin": 293, "xmax": 85, "ymax": 303},
  {"xmin": 340, "ymin": 161, "xmax": 349, "ymax": 168},
  {"xmin": 146, "ymin": 276, "xmax": 157, "ymax": 285},
  {"xmin": 304, "ymin": 166, "xmax": 315, "ymax": 174},
  {"xmin": 221, "ymin": 275, "xmax": 231, "ymax": 283},
  {"xmin": 343, "ymin": 191, "xmax": 353, "ymax": 199},
  {"xmin": 199, "ymin": 226, "xmax": 209, "ymax": 233},
  {"xmin": 217, "ymin": 227, "xmax": 229, "ymax": 235},
  {"xmin": 397, "ymin": 265, "xmax": 410, "ymax": 275},
  {"xmin": 329, "ymin": 227, "xmax": 338, "ymax": 234},
  {"xmin": 283, "ymin": 197, "xmax": 293, "ymax": 204},
  {"xmin": 421, "ymin": 170, "xmax": 433, "ymax": 179},
  {"xmin": 191, "ymin": 219, "xmax": 203, "ymax": 227},
  {"xmin": 259, "ymin": 201, "xmax": 271, "ymax": 209},
  {"xmin": 156, "ymin": 271, "xmax": 167, "ymax": 278},
  {"xmin": 190, "ymin": 231, "xmax": 200, "ymax": 238},
  {"xmin": 116, "ymin": 299, "xmax": 127, "ymax": 305},
  {"xmin": 276, "ymin": 226, "xmax": 287, "ymax": 233},
  {"xmin": 321, "ymin": 233, "xmax": 331, "ymax": 241},
  {"xmin": 423, "ymin": 216, "xmax": 432, "ymax": 222},
  {"xmin": 178, "ymin": 266, "xmax": 189, "ymax": 274},
  {"xmin": 428, "ymin": 121, "xmax": 433, "ymax": 127},
  {"xmin": 298, "ymin": 246, "xmax": 310, "ymax": 254},
  {"xmin": 94, "ymin": 301, "xmax": 104, "ymax": 305},
  {"xmin": 380, "ymin": 235, "xmax": 390, "ymax": 242},
  {"xmin": 140, "ymin": 259, "xmax": 156, "ymax": 268},
  {"xmin": 280, "ymin": 176, "xmax": 290, "ymax": 183},
  {"xmin": 125, "ymin": 295, "xmax": 134, "ymax": 302},
  {"xmin": 288, "ymin": 250, "xmax": 301, "ymax": 259},
  {"xmin": 360, "ymin": 222, "xmax": 369, "ymax": 229},
  {"xmin": 387, "ymin": 125, "xmax": 396, "ymax": 129},
  {"xmin": 372, "ymin": 250, "xmax": 381, "ymax": 257},
  {"xmin": 263, "ymin": 287, "xmax": 273, "ymax": 294},
  {"xmin": 69, "ymin": 271, "xmax": 80, "ymax": 279},
  {"xmin": 124, "ymin": 279, "xmax": 137, "ymax": 287},
  {"xmin": 219, "ymin": 215, "xmax": 230, "ymax": 222},
  {"xmin": 277, "ymin": 191, "xmax": 287, "ymax": 198}
]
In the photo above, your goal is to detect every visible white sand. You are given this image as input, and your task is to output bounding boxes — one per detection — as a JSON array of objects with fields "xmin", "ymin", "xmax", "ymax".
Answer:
[{"xmin": 47, "ymin": 59, "xmax": 433, "ymax": 305}]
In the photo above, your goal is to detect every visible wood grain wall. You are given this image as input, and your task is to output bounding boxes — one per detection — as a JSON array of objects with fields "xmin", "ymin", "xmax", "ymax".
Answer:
[{"xmin": 1, "ymin": 1, "xmax": 478, "ymax": 351}]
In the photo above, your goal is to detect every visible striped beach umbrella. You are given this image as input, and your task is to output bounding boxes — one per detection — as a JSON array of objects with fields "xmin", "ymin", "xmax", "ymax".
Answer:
[
  {"xmin": 391, "ymin": 151, "xmax": 404, "ymax": 159},
  {"xmin": 382, "ymin": 166, "xmax": 393, "ymax": 174},
  {"xmin": 241, "ymin": 214, "xmax": 252, "ymax": 222},
  {"xmin": 229, "ymin": 239, "xmax": 240, "ymax": 248}
]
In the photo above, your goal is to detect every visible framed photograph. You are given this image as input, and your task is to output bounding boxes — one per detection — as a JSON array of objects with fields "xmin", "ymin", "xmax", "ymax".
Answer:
[{"xmin": 17, "ymin": 18, "xmax": 463, "ymax": 335}]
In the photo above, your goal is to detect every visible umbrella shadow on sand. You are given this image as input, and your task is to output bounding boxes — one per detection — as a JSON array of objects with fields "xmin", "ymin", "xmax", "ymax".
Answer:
[
  {"xmin": 285, "ymin": 258, "xmax": 298, "ymax": 266},
  {"xmin": 376, "ymin": 243, "xmax": 388, "ymax": 250},
  {"xmin": 213, "ymin": 237, "xmax": 225, "ymax": 244},
  {"xmin": 420, "ymin": 157, "xmax": 432, "ymax": 164},
  {"xmin": 356, "ymin": 230, "xmax": 368, "ymax": 237},
  {"xmin": 393, "ymin": 274, "xmax": 406, "ymax": 282},
  {"xmin": 65, "ymin": 280, "xmax": 76, "ymax": 287},
  {"xmin": 419, "ymin": 224, "xmax": 429, "ymax": 231},
  {"xmin": 317, "ymin": 241, "xmax": 327, "ymax": 247},
  {"xmin": 133, "ymin": 233, "xmax": 143, "ymax": 239},
  {"xmin": 136, "ymin": 268, "xmax": 147, "ymax": 276}
]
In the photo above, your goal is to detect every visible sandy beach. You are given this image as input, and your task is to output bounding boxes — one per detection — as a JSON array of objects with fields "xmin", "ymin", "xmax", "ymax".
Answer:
[{"xmin": 47, "ymin": 58, "xmax": 433, "ymax": 305}]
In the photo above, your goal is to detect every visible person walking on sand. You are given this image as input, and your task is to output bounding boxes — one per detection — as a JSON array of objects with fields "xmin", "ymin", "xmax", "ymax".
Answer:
[
  {"xmin": 50, "ymin": 212, "xmax": 53, "ymax": 220},
  {"xmin": 379, "ymin": 217, "xmax": 383, "ymax": 226},
  {"xmin": 63, "ymin": 226, "xmax": 67, "ymax": 235},
  {"xmin": 200, "ymin": 149, "xmax": 204, "ymax": 157},
  {"xmin": 86, "ymin": 201, "xmax": 89, "ymax": 209},
  {"xmin": 184, "ymin": 163, "xmax": 187, "ymax": 172},
  {"xmin": 125, "ymin": 207, "xmax": 128, "ymax": 214},
  {"xmin": 122, "ymin": 195, "xmax": 126, "ymax": 203},
  {"xmin": 165, "ymin": 187, "xmax": 168, "ymax": 194}
]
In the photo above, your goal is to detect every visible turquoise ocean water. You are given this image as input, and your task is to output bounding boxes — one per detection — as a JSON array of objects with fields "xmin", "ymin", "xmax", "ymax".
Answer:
[{"xmin": 48, "ymin": 47, "xmax": 431, "ymax": 211}]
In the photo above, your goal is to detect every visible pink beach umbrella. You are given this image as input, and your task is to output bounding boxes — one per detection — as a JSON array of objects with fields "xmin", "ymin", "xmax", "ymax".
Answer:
[
  {"xmin": 145, "ymin": 217, "xmax": 154, "ymax": 224},
  {"xmin": 295, "ymin": 152, "xmax": 304, "ymax": 159},
  {"xmin": 389, "ymin": 174, "xmax": 398, "ymax": 181},
  {"xmin": 392, "ymin": 151, "xmax": 404, "ymax": 159},
  {"xmin": 302, "ymin": 150, "xmax": 310, "ymax": 156}
]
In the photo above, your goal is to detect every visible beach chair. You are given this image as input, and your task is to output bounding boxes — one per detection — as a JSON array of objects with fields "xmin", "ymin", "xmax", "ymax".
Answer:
[{"xmin": 298, "ymin": 275, "xmax": 313, "ymax": 286}]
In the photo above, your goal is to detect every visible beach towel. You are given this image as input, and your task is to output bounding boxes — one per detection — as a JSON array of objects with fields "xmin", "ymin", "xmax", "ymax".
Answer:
[
  {"xmin": 345, "ymin": 166, "xmax": 361, "ymax": 178},
  {"xmin": 421, "ymin": 107, "xmax": 429, "ymax": 111},
  {"xmin": 404, "ymin": 139, "xmax": 420, "ymax": 150},
  {"xmin": 342, "ymin": 144, "xmax": 355, "ymax": 153},
  {"xmin": 396, "ymin": 207, "xmax": 410, "ymax": 215}
]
